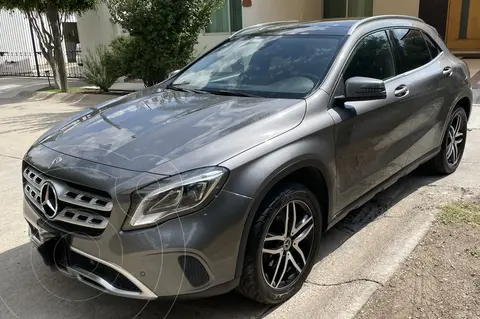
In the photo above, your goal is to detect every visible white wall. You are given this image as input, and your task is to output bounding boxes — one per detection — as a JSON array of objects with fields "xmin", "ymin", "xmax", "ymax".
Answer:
[
  {"xmin": 196, "ymin": 0, "xmax": 322, "ymax": 54},
  {"xmin": 0, "ymin": 10, "xmax": 33, "ymax": 53},
  {"xmin": 242, "ymin": 0, "xmax": 322, "ymax": 27},
  {"xmin": 76, "ymin": 3, "xmax": 124, "ymax": 55},
  {"xmin": 0, "ymin": 10, "xmax": 77, "ymax": 75},
  {"xmin": 373, "ymin": 0, "xmax": 420, "ymax": 17},
  {"xmin": 195, "ymin": 33, "xmax": 230, "ymax": 56},
  {"xmin": 0, "ymin": 10, "xmax": 36, "ymax": 74},
  {"xmin": 78, "ymin": 0, "xmax": 421, "ymax": 62}
]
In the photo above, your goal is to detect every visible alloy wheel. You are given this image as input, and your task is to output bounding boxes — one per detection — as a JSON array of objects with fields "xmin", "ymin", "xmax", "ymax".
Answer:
[
  {"xmin": 446, "ymin": 113, "xmax": 465, "ymax": 166},
  {"xmin": 261, "ymin": 200, "xmax": 315, "ymax": 289}
]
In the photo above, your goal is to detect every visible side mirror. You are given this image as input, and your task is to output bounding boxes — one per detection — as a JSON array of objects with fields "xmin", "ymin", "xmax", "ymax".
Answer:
[
  {"xmin": 337, "ymin": 76, "xmax": 387, "ymax": 104},
  {"xmin": 169, "ymin": 69, "xmax": 181, "ymax": 78}
]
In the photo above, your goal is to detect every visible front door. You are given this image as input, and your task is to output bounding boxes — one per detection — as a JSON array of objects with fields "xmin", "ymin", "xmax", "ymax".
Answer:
[
  {"xmin": 329, "ymin": 30, "xmax": 413, "ymax": 212},
  {"xmin": 446, "ymin": 0, "xmax": 480, "ymax": 51}
]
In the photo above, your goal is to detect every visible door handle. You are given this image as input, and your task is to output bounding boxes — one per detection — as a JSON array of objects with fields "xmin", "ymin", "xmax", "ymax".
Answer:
[
  {"xmin": 394, "ymin": 85, "xmax": 409, "ymax": 98},
  {"xmin": 443, "ymin": 66, "xmax": 453, "ymax": 76}
]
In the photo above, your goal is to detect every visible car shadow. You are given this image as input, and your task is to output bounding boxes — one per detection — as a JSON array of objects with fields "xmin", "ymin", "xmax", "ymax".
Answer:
[
  {"xmin": 0, "ymin": 95, "xmax": 111, "ymax": 135},
  {"xmin": 0, "ymin": 109, "xmax": 83, "ymax": 134},
  {"xmin": 0, "ymin": 169, "xmax": 445, "ymax": 319},
  {"xmin": 317, "ymin": 167, "xmax": 444, "ymax": 261},
  {"xmin": 0, "ymin": 242, "xmax": 269, "ymax": 319}
]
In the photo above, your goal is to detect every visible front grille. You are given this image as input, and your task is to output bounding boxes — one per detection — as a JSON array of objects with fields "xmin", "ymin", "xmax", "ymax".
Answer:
[
  {"xmin": 24, "ymin": 167, "xmax": 112, "ymax": 211},
  {"xmin": 23, "ymin": 165, "xmax": 113, "ymax": 235}
]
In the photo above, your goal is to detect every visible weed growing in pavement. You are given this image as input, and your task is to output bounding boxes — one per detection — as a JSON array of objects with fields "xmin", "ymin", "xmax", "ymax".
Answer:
[{"xmin": 440, "ymin": 202, "xmax": 480, "ymax": 226}]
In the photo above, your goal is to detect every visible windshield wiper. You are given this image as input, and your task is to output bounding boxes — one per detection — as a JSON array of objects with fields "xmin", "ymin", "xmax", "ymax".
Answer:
[
  {"xmin": 206, "ymin": 89, "xmax": 260, "ymax": 98},
  {"xmin": 167, "ymin": 84, "xmax": 209, "ymax": 95}
]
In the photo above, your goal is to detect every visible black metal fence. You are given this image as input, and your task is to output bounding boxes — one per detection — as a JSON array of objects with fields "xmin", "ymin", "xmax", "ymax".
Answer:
[
  {"xmin": 0, "ymin": 10, "xmax": 84, "ymax": 78},
  {"xmin": 0, "ymin": 51, "xmax": 84, "ymax": 78}
]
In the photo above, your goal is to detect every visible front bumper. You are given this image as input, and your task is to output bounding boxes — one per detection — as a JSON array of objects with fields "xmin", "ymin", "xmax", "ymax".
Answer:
[{"xmin": 22, "ymin": 147, "xmax": 251, "ymax": 299}]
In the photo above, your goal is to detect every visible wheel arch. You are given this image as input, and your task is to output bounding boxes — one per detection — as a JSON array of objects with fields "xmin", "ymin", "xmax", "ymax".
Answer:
[
  {"xmin": 441, "ymin": 93, "xmax": 472, "ymax": 140},
  {"xmin": 456, "ymin": 96, "xmax": 472, "ymax": 119},
  {"xmin": 232, "ymin": 157, "xmax": 334, "ymax": 278}
]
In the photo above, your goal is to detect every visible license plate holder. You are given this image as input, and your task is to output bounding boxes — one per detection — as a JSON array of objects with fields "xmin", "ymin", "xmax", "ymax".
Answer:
[
  {"xmin": 28, "ymin": 222, "xmax": 69, "ymax": 269},
  {"xmin": 28, "ymin": 222, "xmax": 56, "ymax": 247}
]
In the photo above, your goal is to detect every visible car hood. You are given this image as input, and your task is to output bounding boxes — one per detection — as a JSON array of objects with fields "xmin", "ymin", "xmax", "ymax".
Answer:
[{"xmin": 38, "ymin": 87, "xmax": 306, "ymax": 174}]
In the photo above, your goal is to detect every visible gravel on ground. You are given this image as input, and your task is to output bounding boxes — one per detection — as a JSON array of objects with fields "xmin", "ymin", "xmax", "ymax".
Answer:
[{"xmin": 356, "ymin": 198, "xmax": 480, "ymax": 319}]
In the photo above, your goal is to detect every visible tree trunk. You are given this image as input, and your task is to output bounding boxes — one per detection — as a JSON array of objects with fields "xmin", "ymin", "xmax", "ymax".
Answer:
[
  {"xmin": 50, "ymin": 59, "xmax": 60, "ymax": 89},
  {"xmin": 46, "ymin": 56, "xmax": 60, "ymax": 88},
  {"xmin": 46, "ymin": 6, "xmax": 68, "ymax": 92}
]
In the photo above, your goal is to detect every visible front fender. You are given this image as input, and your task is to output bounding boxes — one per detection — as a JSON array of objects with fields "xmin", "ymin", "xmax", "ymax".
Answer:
[{"xmin": 220, "ymin": 111, "xmax": 336, "ymax": 278}]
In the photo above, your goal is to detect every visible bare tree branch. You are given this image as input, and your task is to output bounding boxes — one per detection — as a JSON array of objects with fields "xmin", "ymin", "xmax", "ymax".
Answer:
[
  {"xmin": 30, "ymin": 13, "xmax": 49, "ymax": 45},
  {"xmin": 58, "ymin": 11, "xmax": 65, "ymax": 42},
  {"xmin": 38, "ymin": 14, "xmax": 54, "ymax": 44},
  {"xmin": 4, "ymin": 0, "xmax": 97, "ymax": 91},
  {"xmin": 28, "ymin": 14, "xmax": 49, "ymax": 49}
]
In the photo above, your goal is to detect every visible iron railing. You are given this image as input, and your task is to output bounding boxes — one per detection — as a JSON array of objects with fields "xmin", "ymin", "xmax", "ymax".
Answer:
[
  {"xmin": 0, "ymin": 51, "xmax": 84, "ymax": 78},
  {"xmin": 0, "ymin": 9, "xmax": 83, "ymax": 78}
]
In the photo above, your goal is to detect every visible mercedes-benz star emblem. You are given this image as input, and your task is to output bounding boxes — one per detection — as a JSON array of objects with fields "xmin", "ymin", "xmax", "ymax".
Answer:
[
  {"xmin": 40, "ymin": 182, "xmax": 59, "ymax": 219},
  {"xmin": 51, "ymin": 157, "xmax": 62, "ymax": 166}
]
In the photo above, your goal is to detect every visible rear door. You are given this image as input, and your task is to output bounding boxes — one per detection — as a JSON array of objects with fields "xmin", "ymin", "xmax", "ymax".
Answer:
[
  {"xmin": 388, "ymin": 28, "xmax": 451, "ymax": 165},
  {"xmin": 330, "ymin": 30, "xmax": 414, "ymax": 212}
]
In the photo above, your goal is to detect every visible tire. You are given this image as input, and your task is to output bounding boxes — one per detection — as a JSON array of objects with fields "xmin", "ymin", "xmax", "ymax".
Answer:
[
  {"xmin": 429, "ymin": 107, "xmax": 468, "ymax": 174},
  {"xmin": 237, "ymin": 183, "xmax": 323, "ymax": 304}
]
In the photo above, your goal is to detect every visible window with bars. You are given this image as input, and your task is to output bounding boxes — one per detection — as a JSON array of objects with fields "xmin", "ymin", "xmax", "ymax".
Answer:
[
  {"xmin": 324, "ymin": 0, "xmax": 373, "ymax": 19},
  {"xmin": 206, "ymin": 0, "xmax": 243, "ymax": 33}
]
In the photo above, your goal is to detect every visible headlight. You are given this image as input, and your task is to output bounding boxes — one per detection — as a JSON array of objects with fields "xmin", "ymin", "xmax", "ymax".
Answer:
[{"xmin": 125, "ymin": 167, "xmax": 228, "ymax": 229}]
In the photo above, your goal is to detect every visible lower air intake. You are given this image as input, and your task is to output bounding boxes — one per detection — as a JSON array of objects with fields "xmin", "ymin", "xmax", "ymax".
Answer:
[{"xmin": 178, "ymin": 255, "xmax": 210, "ymax": 288}]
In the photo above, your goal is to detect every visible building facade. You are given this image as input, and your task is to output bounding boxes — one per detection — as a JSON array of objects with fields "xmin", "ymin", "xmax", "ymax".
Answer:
[
  {"xmin": 422, "ymin": 0, "xmax": 480, "ymax": 53},
  {"xmin": 1, "ymin": 0, "xmax": 478, "ymax": 79},
  {"xmin": 75, "ymin": 0, "xmax": 480, "ymax": 57}
]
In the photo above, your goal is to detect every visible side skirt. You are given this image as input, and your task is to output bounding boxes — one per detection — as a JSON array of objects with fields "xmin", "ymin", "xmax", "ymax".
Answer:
[{"xmin": 326, "ymin": 147, "xmax": 441, "ymax": 230}]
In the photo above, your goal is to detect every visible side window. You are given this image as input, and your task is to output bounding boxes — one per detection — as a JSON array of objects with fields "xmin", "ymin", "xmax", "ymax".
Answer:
[
  {"xmin": 390, "ymin": 29, "xmax": 432, "ymax": 74},
  {"xmin": 344, "ymin": 31, "xmax": 395, "ymax": 81},
  {"xmin": 422, "ymin": 32, "xmax": 442, "ymax": 59}
]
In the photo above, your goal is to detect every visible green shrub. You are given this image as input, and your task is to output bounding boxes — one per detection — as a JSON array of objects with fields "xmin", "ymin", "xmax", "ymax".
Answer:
[
  {"xmin": 108, "ymin": 36, "xmax": 136, "ymax": 80},
  {"xmin": 105, "ymin": 0, "xmax": 225, "ymax": 86},
  {"xmin": 109, "ymin": 35, "xmax": 173, "ymax": 86},
  {"xmin": 83, "ymin": 44, "xmax": 121, "ymax": 92}
]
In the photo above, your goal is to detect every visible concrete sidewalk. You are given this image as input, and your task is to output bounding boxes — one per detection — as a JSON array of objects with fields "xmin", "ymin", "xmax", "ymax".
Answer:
[
  {"xmin": 0, "ymin": 77, "xmax": 143, "ymax": 101},
  {"xmin": 81, "ymin": 79, "xmax": 145, "ymax": 92},
  {"xmin": 0, "ymin": 77, "xmax": 86, "ymax": 100},
  {"xmin": 0, "ymin": 94, "xmax": 479, "ymax": 319}
]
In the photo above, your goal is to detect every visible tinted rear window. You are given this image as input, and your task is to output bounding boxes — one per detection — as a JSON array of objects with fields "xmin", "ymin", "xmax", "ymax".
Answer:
[
  {"xmin": 422, "ymin": 32, "xmax": 442, "ymax": 59},
  {"xmin": 390, "ymin": 29, "xmax": 432, "ymax": 74}
]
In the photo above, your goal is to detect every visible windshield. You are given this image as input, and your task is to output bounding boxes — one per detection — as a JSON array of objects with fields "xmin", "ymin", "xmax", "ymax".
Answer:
[{"xmin": 172, "ymin": 35, "xmax": 343, "ymax": 99}]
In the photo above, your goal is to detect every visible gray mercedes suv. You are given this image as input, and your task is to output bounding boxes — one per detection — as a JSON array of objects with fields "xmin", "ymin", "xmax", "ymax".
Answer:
[{"xmin": 23, "ymin": 16, "xmax": 472, "ymax": 304}]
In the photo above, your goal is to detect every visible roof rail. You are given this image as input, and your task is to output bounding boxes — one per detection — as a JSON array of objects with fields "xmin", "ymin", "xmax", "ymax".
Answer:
[
  {"xmin": 230, "ymin": 20, "xmax": 299, "ymax": 38},
  {"xmin": 349, "ymin": 15, "xmax": 424, "ymax": 34}
]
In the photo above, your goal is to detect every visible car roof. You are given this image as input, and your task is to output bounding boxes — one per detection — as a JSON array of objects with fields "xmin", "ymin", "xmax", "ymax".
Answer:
[
  {"xmin": 245, "ymin": 19, "xmax": 361, "ymax": 36},
  {"xmin": 232, "ymin": 16, "xmax": 425, "ymax": 38}
]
